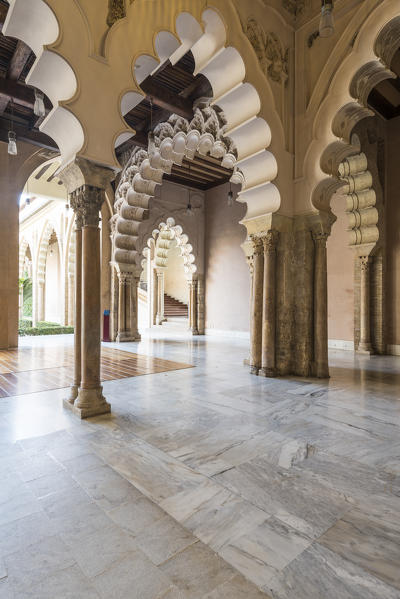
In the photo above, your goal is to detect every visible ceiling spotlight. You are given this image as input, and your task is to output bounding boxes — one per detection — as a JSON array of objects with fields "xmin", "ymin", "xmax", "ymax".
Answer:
[
  {"xmin": 319, "ymin": 1, "xmax": 334, "ymax": 38},
  {"xmin": 33, "ymin": 89, "xmax": 46, "ymax": 118}
]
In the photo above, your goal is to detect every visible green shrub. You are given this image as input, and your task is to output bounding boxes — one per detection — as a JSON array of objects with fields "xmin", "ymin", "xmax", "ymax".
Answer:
[
  {"xmin": 18, "ymin": 319, "xmax": 74, "ymax": 336},
  {"xmin": 22, "ymin": 278, "xmax": 32, "ymax": 317}
]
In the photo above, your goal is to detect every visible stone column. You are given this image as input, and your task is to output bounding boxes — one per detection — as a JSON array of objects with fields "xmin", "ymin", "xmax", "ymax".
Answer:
[
  {"xmin": 260, "ymin": 231, "xmax": 279, "ymax": 377},
  {"xmin": 65, "ymin": 201, "xmax": 82, "ymax": 405},
  {"xmin": 130, "ymin": 275, "xmax": 141, "ymax": 340},
  {"xmin": 152, "ymin": 267, "xmax": 158, "ymax": 326},
  {"xmin": 37, "ymin": 280, "xmax": 45, "ymax": 322},
  {"xmin": 67, "ymin": 274, "xmax": 75, "ymax": 326},
  {"xmin": 72, "ymin": 185, "xmax": 110, "ymax": 418},
  {"xmin": 189, "ymin": 279, "xmax": 198, "ymax": 335},
  {"xmin": 312, "ymin": 231, "xmax": 329, "ymax": 378},
  {"xmin": 250, "ymin": 237, "xmax": 264, "ymax": 375},
  {"xmin": 358, "ymin": 256, "xmax": 372, "ymax": 353},
  {"xmin": 156, "ymin": 270, "xmax": 165, "ymax": 325},
  {"xmin": 197, "ymin": 274, "xmax": 205, "ymax": 335},
  {"xmin": 116, "ymin": 271, "xmax": 140, "ymax": 341}
]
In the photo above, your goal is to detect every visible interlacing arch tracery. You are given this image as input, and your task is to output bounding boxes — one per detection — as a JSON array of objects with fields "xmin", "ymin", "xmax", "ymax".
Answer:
[
  {"xmin": 141, "ymin": 218, "xmax": 196, "ymax": 276},
  {"xmin": 36, "ymin": 221, "xmax": 58, "ymax": 285},
  {"xmin": 19, "ymin": 238, "xmax": 32, "ymax": 278}
]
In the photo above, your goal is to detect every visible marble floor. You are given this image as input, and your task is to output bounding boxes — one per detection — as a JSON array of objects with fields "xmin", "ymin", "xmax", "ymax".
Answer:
[{"xmin": 1, "ymin": 332, "xmax": 400, "ymax": 598}]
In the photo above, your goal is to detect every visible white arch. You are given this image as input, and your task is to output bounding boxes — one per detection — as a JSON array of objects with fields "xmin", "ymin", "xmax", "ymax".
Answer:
[
  {"xmin": 122, "ymin": 9, "xmax": 279, "ymax": 214},
  {"xmin": 141, "ymin": 217, "xmax": 196, "ymax": 277},
  {"xmin": 4, "ymin": 0, "xmax": 84, "ymax": 165}
]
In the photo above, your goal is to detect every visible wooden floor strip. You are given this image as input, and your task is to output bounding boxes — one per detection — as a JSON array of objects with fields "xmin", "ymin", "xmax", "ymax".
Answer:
[{"xmin": 0, "ymin": 344, "xmax": 193, "ymax": 398}]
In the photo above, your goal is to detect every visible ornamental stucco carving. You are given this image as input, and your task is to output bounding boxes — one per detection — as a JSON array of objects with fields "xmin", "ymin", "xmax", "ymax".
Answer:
[
  {"xmin": 107, "ymin": 0, "xmax": 126, "ymax": 27},
  {"xmin": 245, "ymin": 19, "xmax": 288, "ymax": 85}
]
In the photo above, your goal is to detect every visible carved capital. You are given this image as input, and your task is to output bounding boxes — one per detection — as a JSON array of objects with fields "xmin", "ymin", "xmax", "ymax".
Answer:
[
  {"xmin": 250, "ymin": 235, "xmax": 264, "ymax": 256},
  {"xmin": 360, "ymin": 256, "xmax": 370, "ymax": 271},
  {"xmin": 118, "ymin": 271, "xmax": 133, "ymax": 284},
  {"xmin": 77, "ymin": 185, "xmax": 104, "ymax": 227},
  {"xmin": 262, "ymin": 230, "xmax": 279, "ymax": 254},
  {"xmin": 312, "ymin": 231, "xmax": 329, "ymax": 248},
  {"xmin": 70, "ymin": 189, "xmax": 84, "ymax": 230}
]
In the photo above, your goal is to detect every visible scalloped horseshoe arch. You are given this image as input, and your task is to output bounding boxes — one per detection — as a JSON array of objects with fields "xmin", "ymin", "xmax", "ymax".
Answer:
[
  {"xmin": 310, "ymin": 12, "xmax": 400, "ymax": 225},
  {"xmin": 141, "ymin": 218, "xmax": 196, "ymax": 277},
  {"xmin": 4, "ymin": 0, "xmax": 84, "ymax": 165},
  {"xmin": 114, "ymin": 8, "xmax": 280, "ymax": 269}
]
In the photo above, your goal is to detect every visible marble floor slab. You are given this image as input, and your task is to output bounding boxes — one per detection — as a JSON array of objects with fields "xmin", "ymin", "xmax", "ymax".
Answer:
[{"xmin": 1, "ymin": 333, "xmax": 399, "ymax": 597}]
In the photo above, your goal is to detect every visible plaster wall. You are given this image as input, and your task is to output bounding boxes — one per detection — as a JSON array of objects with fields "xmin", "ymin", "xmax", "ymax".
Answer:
[
  {"xmin": 164, "ymin": 244, "xmax": 189, "ymax": 304},
  {"xmin": 386, "ymin": 116, "xmax": 400, "ymax": 347},
  {"xmin": 327, "ymin": 191, "xmax": 354, "ymax": 343},
  {"xmin": 204, "ymin": 183, "xmax": 250, "ymax": 333}
]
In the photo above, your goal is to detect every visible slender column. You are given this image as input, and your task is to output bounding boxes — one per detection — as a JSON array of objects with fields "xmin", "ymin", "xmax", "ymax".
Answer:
[
  {"xmin": 189, "ymin": 279, "xmax": 199, "ymax": 335},
  {"xmin": 116, "ymin": 271, "xmax": 126, "ymax": 340},
  {"xmin": 152, "ymin": 267, "xmax": 158, "ymax": 326},
  {"xmin": 197, "ymin": 274, "xmax": 205, "ymax": 335},
  {"xmin": 130, "ymin": 276, "xmax": 141, "ymax": 340},
  {"xmin": 65, "ymin": 201, "xmax": 83, "ymax": 405},
  {"xmin": 74, "ymin": 185, "xmax": 110, "ymax": 418},
  {"xmin": 156, "ymin": 270, "xmax": 164, "ymax": 325},
  {"xmin": 67, "ymin": 274, "xmax": 75, "ymax": 326},
  {"xmin": 312, "ymin": 231, "xmax": 329, "ymax": 378},
  {"xmin": 37, "ymin": 280, "xmax": 45, "ymax": 322},
  {"xmin": 358, "ymin": 256, "xmax": 372, "ymax": 353},
  {"xmin": 250, "ymin": 237, "xmax": 264, "ymax": 374},
  {"xmin": 260, "ymin": 231, "xmax": 279, "ymax": 377}
]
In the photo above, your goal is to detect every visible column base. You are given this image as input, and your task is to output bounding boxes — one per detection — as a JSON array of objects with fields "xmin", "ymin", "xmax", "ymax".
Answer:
[
  {"xmin": 73, "ymin": 387, "xmax": 111, "ymax": 419},
  {"xmin": 116, "ymin": 332, "xmax": 141, "ymax": 342},
  {"xmin": 190, "ymin": 328, "xmax": 199, "ymax": 335},
  {"xmin": 357, "ymin": 342, "xmax": 372, "ymax": 354},
  {"xmin": 65, "ymin": 384, "xmax": 79, "ymax": 406},
  {"xmin": 259, "ymin": 367, "xmax": 276, "ymax": 378},
  {"xmin": 250, "ymin": 366, "xmax": 260, "ymax": 375}
]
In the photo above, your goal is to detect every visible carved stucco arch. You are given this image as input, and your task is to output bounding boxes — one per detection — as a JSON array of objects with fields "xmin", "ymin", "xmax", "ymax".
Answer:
[
  {"xmin": 36, "ymin": 220, "xmax": 60, "ymax": 285},
  {"xmin": 304, "ymin": 4, "xmax": 400, "ymax": 221},
  {"xmin": 142, "ymin": 218, "xmax": 196, "ymax": 278},
  {"xmin": 309, "ymin": 12, "xmax": 400, "ymax": 248},
  {"xmin": 19, "ymin": 237, "xmax": 33, "ymax": 278}
]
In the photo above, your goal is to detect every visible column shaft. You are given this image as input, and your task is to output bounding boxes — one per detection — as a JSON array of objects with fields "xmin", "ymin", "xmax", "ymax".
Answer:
[
  {"xmin": 358, "ymin": 256, "xmax": 372, "ymax": 353},
  {"xmin": 260, "ymin": 231, "xmax": 278, "ymax": 377},
  {"xmin": 117, "ymin": 273, "xmax": 126, "ymax": 337},
  {"xmin": 313, "ymin": 232, "xmax": 329, "ymax": 378},
  {"xmin": 250, "ymin": 237, "xmax": 264, "ymax": 374},
  {"xmin": 66, "ymin": 226, "xmax": 82, "ymax": 404},
  {"xmin": 190, "ymin": 280, "xmax": 198, "ymax": 335},
  {"xmin": 197, "ymin": 275, "xmax": 205, "ymax": 335}
]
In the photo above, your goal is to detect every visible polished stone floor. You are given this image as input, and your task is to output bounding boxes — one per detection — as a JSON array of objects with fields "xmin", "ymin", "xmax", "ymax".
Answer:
[{"xmin": 1, "ymin": 331, "xmax": 400, "ymax": 598}]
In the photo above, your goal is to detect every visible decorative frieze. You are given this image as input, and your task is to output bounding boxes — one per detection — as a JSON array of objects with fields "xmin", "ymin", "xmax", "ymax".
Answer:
[
  {"xmin": 107, "ymin": 0, "xmax": 126, "ymax": 27},
  {"xmin": 245, "ymin": 19, "xmax": 288, "ymax": 84}
]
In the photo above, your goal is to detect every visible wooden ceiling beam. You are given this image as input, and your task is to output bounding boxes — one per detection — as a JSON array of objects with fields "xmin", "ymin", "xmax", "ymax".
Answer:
[
  {"xmin": 0, "ymin": 78, "xmax": 51, "ymax": 110},
  {"xmin": 0, "ymin": 116, "xmax": 58, "ymax": 151},
  {"xmin": 8, "ymin": 40, "xmax": 31, "ymax": 80},
  {"xmin": 140, "ymin": 76, "xmax": 193, "ymax": 119}
]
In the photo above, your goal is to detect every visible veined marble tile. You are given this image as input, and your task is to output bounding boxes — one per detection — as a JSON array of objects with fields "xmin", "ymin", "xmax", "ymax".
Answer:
[
  {"xmin": 220, "ymin": 517, "xmax": 311, "ymax": 589},
  {"xmin": 214, "ymin": 456, "xmax": 351, "ymax": 539},
  {"xmin": 202, "ymin": 574, "xmax": 271, "ymax": 598},
  {"xmin": 264, "ymin": 542, "xmax": 400, "ymax": 599},
  {"xmin": 161, "ymin": 479, "xmax": 269, "ymax": 551},
  {"xmin": 14, "ymin": 564, "xmax": 100, "ymax": 599},
  {"xmin": 134, "ymin": 515, "xmax": 197, "ymax": 565},
  {"xmin": 318, "ymin": 504, "xmax": 400, "ymax": 590}
]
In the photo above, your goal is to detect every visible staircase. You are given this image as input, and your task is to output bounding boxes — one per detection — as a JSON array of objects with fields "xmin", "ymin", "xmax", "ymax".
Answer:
[{"xmin": 164, "ymin": 294, "xmax": 188, "ymax": 318}]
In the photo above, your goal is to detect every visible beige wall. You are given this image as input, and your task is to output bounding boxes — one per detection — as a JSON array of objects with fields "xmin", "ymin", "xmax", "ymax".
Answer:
[
  {"xmin": 327, "ymin": 191, "xmax": 354, "ymax": 343},
  {"xmin": 204, "ymin": 183, "xmax": 250, "ymax": 333},
  {"xmin": 164, "ymin": 244, "xmax": 189, "ymax": 304},
  {"xmin": 386, "ymin": 116, "xmax": 400, "ymax": 348}
]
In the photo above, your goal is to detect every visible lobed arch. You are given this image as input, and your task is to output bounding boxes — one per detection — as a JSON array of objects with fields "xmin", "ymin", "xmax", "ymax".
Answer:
[
  {"xmin": 3, "ymin": 0, "xmax": 84, "ymax": 166},
  {"xmin": 36, "ymin": 220, "xmax": 60, "ymax": 286},
  {"xmin": 304, "ymin": 4, "xmax": 400, "ymax": 222},
  {"xmin": 141, "ymin": 218, "xmax": 196, "ymax": 278}
]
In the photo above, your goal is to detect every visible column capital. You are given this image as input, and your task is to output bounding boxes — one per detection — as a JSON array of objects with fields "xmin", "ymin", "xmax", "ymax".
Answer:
[
  {"xmin": 262, "ymin": 230, "xmax": 279, "ymax": 253},
  {"xmin": 312, "ymin": 230, "xmax": 329, "ymax": 248},
  {"xmin": 360, "ymin": 255, "xmax": 370, "ymax": 271},
  {"xmin": 250, "ymin": 235, "xmax": 264, "ymax": 255},
  {"xmin": 57, "ymin": 158, "xmax": 115, "ymax": 195},
  {"xmin": 117, "ymin": 271, "xmax": 134, "ymax": 284}
]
